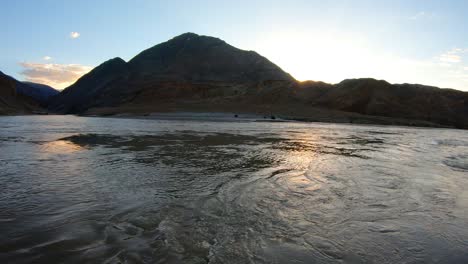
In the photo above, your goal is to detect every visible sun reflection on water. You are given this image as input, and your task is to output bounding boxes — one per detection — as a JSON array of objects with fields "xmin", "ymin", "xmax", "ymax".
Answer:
[
  {"xmin": 41, "ymin": 140, "xmax": 85, "ymax": 154},
  {"xmin": 276, "ymin": 131, "xmax": 331, "ymax": 194}
]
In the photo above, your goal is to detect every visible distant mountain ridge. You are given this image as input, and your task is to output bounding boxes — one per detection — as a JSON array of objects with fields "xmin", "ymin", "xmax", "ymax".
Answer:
[
  {"xmin": 20, "ymin": 82, "xmax": 59, "ymax": 105},
  {"xmin": 35, "ymin": 33, "xmax": 468, "ymax": 128},
  {"xmin": 0, "ymin": 71, "xmax": 44, "ymax": 114}
]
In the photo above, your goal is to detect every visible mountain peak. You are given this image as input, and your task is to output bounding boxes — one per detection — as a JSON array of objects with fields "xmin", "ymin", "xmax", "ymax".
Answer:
[
  {"xmin": 172, "ymin": 32, "xmax": 200, "ymax": 40},
  {"xmin": 82, "ymin": 57, "xmax": 127, "ymax": 79},
  {"xmin": 101, "ymin": 57, "xmax": 126, "ymax": 66},
  {"xmin": 337, "ymin": 78, "xmax": 391, "ymax": 88},
  {"xmin": 170, "ymin": 32, "xmax": 225, "ymax": 44}
]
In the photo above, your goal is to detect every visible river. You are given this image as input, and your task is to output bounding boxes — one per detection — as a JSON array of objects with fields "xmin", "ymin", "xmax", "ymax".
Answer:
[{"xmin": 1, "ymin": 115, "xmax": 468, "ymax": 263}]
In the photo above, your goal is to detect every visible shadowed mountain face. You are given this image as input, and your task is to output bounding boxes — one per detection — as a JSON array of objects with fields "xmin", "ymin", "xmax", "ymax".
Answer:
[
  {"xmin": 48, "ymin": 33, "xmax": 468, "ymax": 129},
  {"xmin": 0, "ymin": 71, "xmax": 43, "ymax": 114}
]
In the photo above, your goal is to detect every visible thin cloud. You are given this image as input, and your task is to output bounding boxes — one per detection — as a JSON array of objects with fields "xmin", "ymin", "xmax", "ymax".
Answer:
[
  {"xmin": 409, "ymin": 11, "xmax": 435, "ymax": 20},
  {"xmin": 440, "ymin": 54, "xmax": 461, "ymax": 63},
  {"xmin": 70, "ymin": 32, "xmax": 80, "ymax": 39},
  {"xmin": 19, "ymin": 62, "xmax": 92, "ymax": 89},
  {"xmin": 410, "ymin": 11, "xmax": 425, "ymax": 20},
  {"xmin": 439, "ymin": 48, "xmax": 465, "ymax": 63},
  {"xmin": 439, "ymin": 62, "xmax": 453, "ymax": 67},
  {"xmin": 430, "ymin": 48, "xmax": 468, "ymax": 89},
  {"xmin": 43, "ymin": 56, "xmax": 52, "ymax": 61}
]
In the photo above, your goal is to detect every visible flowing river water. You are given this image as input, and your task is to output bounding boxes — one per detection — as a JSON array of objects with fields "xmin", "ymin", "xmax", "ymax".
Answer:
[{"xmin": 1, "ymin": 115, "xmax": 468, "ymax": 263}]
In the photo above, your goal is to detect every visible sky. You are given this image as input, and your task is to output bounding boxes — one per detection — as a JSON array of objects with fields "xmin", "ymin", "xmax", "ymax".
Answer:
[{"xmin": 1, "ymin": 0, "xmax": 468, "ymax": 90}]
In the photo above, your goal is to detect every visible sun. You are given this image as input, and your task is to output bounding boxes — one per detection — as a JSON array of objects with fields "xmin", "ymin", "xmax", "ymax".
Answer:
[{"xmin": 252, "ymin": 30, "xmax": 379, "ymax": 83}]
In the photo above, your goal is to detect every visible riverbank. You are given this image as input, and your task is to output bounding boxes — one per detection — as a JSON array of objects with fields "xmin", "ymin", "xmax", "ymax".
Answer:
[{"xmin": 79, "ymin": 102, "xmax": 450, "ymax": 129}]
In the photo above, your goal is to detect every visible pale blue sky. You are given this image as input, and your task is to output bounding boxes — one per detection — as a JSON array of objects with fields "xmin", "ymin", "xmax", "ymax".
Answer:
[{"xmin": 1, "ymin": 0, "xmax": 468, "ymax": 90}]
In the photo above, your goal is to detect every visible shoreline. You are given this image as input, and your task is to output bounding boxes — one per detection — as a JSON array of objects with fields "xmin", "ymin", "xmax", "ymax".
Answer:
[
  {"xmin": 79, "ymin": 110, "xmax": 455, "ymax": 130},
  {"xmin": 0, "ymin": 110, "xmax": 456, "ymax": 130}
]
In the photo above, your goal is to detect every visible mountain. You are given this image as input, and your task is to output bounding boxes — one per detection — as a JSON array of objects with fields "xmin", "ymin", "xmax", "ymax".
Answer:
[
  {"xmin": 0, "ymin": 71, "xmax": 43, "ymax": 114},
  {"xmin": 19, "ymin": 82, "xmax": 59, "ymax": 105},
  {"xmin": 49, "ymin": 33, "xmax": 468, "ymax": 129},
  {"xmin": 49, "ymin": 33, "xmax": 294, "ymax": 113}
]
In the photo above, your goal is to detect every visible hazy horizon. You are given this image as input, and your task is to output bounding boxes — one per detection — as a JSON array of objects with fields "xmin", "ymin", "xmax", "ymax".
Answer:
[{"xmin": 2, "ymin": 0, "xmax": 468, "ymax": 91}]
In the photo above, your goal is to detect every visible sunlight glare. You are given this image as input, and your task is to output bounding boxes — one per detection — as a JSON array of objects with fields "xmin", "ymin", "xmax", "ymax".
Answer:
[{"xmin": 254, "ymin": 30, "xmax": 376, "ymax": 83}]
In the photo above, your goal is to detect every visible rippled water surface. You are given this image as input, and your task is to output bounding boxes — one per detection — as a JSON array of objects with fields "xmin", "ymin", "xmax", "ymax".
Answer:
[{"xmin": 1, "ymin": 115, "xmax": 468, "ymax": 263}]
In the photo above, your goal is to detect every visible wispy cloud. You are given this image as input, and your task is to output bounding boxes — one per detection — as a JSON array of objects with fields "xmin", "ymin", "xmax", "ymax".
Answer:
[
  {"xmin": 438, "ymin": 48, "xmax": 466, "ymax": 64},
  {"xmin": 70, "ymin": 32, "xmax": 80, "ymax": 39},
  {"xmin": 409, "ymin": 11, "xmax": 435, "ymax": 20},
  {"xmin": 43, "ymin": 56, "xmax": 52, "ymax": 61},
  {"xmin": 19, "ymin": 62, "xmax": 92, "ymax": 89},
  {"xmin": 439, "ymin": 54, "xmax": 462, "ymax": 63},
  {"xmin": 439, "ymin": 62, "xmax": 453, "ymax": 67},
  {"xmin": 424, "ymin": 47, "xmax": 468, "ymax": 89}
]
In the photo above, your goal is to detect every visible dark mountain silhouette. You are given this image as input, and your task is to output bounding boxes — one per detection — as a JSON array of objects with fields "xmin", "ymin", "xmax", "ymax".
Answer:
[
  {"xmin": 48, "ymin": 33, "xmax": 468, "ymax": 129},
  {"xmin": 0, "ymin": 71, "xmax": 43, "ymax": 114}
]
